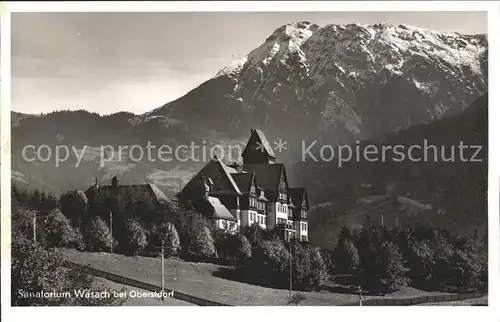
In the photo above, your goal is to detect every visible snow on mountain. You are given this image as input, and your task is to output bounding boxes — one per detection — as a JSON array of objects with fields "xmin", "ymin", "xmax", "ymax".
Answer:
[
  {"xmin": 184, "ymin": 22, "xmax": 486, "ymax": 144},
  {"xmin": 12, "ymin": 22, "xmax": 488, "ymax": 197},
  {"xmin": 216, "ymin": 22, "xmax": 485, "ymax": 94}
]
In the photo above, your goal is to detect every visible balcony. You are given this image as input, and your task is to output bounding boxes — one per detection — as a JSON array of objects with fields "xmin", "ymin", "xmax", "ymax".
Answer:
[{"xmin": 275, "ymin": 223, "xmax": 295, "ymax": 230}]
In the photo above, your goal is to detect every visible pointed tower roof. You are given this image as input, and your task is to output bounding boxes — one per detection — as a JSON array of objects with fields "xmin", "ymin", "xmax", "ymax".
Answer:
[{"xmin": 242, "ymin": 128, "xmax": 276, "ymax": 160}]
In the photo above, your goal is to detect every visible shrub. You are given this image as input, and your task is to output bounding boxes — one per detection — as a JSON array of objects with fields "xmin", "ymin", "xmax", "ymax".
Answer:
[
  {"xmin": 229, "ymin": 234, "xmax": 252, "ymax": 260},
  {"xmin": 44, "ymin": 209, "xmax": 79, "ymax": 248},
  {"xmin": 11, "ymin": 236, "xmax": 125, "ymax": 306},
  {"xmin": 451, "ymin": 249, "xmax": 483, "ymax": 289},
  {"xmin": 73, "ymin": 228, "xmax": 87, "ymax": 251},
  {"xmin": 357, "ymin": 241, "xmax": 409, "ymax": 293},
  {"xmin": 404, "ymin": 239, "xmax": 434, "ymax": 287},
  {"xmin": 246, "ymin": 239, "xmax": 290, "ymax": 288},
  {"xmin": 243, "ymin": 222, "xmax": 264, "ymax": 246},
  {"xmin": 378, "ymin": 241, "xmax": 410, "ymax": 292},
  {"xmin": 191, "ymin": 227, "xmax": 216, "ymax": 257},
  {"xmin": 85, "ymin": 217, "xmax": 114, "ymax": 252},
  {"xmin": 12, "ymin": 206, "xmax": 39, "ymax": 242},
  {"xmin": 333, "ymin": 228, "xmax": 360, "ymax": 275},
  {"xmin": 308, "ymin": 247, "xmax": 329, "ymax": 288},
  {"xmin": 160, "ymin": 222, "xmax": 181, "ymax": 256},
  {"xmin": 319, "ymin": 248, "xmax": 334, "ymax": 275},
  {"xmin": 292, "ymin": 243, "xmax": 328, "ymax": 291},
  {"xmin": 174, "ymin": 211, "xmax": 209, "ymax": 253},
  {"xmin": 211, "ymin": 228, "xmax": 229, "ymax": 258},
  {"xmin": 120, "ymin": 219, "xmax": 148, "ymax": 255}
]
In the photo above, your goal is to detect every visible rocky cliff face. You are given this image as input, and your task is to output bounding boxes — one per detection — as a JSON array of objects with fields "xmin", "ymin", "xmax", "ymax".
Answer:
[
  {"xmin": 12, "ymin": 22, "xmax": 487, "ymax": 197},
  {"xmin": 149, "ymin": 22, "xmax": 487, "ymax": 146}
]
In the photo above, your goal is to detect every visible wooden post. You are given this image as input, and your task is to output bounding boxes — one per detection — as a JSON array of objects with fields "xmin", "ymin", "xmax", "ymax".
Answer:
[
  {"xmin": 109, "ymin": 212, "xmax": 113, "ymax": 253},
  {"xmin": 161, "ymin": 242, "xmax": 165, "ymax": 301},
  {"xmin": 33, "ymin": 212, "xmax": 37, "ymax": 245},
  {"xmin": 289, "ymin": 238, "xmax": 292, "ymax": 299}
]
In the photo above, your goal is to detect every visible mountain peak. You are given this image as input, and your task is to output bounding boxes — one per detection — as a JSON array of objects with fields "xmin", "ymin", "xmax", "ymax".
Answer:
[{"xmin": 266, "ymin": 21, "xmax": 320, "ymax": 42}]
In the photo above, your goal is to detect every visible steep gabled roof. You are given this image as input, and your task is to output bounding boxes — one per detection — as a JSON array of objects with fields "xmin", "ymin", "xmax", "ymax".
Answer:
[
  {"xmin": 230, "ymin": 172, "xmax": 255, "ymax": 194},
  {"xmin": 194, "ymin": 196, "xmax": 237, "ymax": 221},
  {"xmin": 147, "ymin": 183, "xmax": 171, "ymax": 204},
  {"xmin": 242, "ymin": 128, "xmax": 276, "ymax": 159},
  {"xmin": 242, "ymin": 163, "xmax": 285, "ymax": 192},
  {"xmin": 182, "ymin": 156, "xmax": 242, "ymax": 196},
  {"xmin": 90, "ymin": 182, "xmax": 171, "ymax": 205}
]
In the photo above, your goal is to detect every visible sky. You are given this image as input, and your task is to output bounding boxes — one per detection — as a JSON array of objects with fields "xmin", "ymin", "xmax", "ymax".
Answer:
[{"xmin": 12, "ymin": 11, "xmax": 487, "ymax": 115}]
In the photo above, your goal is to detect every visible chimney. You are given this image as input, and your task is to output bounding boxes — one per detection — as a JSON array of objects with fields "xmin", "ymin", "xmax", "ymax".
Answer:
[
  {"xmin": 111, "ymin": 176, "xmax": 119, "ymax": 189},
  {"xmin": 201, "ymin": 176, "xmax": 213, "ymax": 199},
  {"xmin": 229, "ymin": 161, "xmax": 242, "ymax": 173}
]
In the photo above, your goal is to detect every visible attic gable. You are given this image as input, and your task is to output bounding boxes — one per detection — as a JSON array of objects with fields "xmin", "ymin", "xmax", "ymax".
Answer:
[{"xmin": 181, "ymin": 157, "xmax": 242, "ymax": 196}]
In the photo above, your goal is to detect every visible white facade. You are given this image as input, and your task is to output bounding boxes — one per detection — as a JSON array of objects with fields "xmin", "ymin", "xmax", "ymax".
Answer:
[
  {"xmin": 212, "ymin": 218, "xmax": 238, "ymax": 232},
  {"xmin": 295, "ymin": 220, "xmax": 308, "ymax": 241},
  {"xmin": 240, "ymin": 209, "xmax": 260, "ymax": 227},
  {"xmin": 230, "ymin": 209, "xmax": 241, "ymax": 230}
]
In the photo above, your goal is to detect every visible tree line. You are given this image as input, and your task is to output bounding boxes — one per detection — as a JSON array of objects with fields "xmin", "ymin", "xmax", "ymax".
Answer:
[
  {"xmin": 11, "ymin": 184, "xmax": 487, "ymax": 303},
  {"xmin": 329, "ymin": 220, "xmax": 487, "ymax": 294}
]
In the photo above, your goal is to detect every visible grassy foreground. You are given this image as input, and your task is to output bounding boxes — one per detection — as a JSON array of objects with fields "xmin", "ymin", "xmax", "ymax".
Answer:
[{"xmin": 61, "ymin": 249, "xmax": 457, "ymax": 306}]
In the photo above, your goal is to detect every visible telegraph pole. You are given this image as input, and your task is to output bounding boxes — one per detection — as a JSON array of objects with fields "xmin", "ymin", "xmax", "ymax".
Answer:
[
  {"xmin": 161, "ymin": 241, "xmax": 165, "ymax": 301},
  {"xmin": 289, "ymin": 237, "xmax": 292, "ymax": 299},
  {"xmin": 33, "ymin": 212, "xmax": 37, "ymax": 245},
  {"xmin": 358, "ymin": 286, "xmax": 363, "ymax": 306},
  {"xmin": 109, "ymin": 212, "xmax": 113, "ymax": 253}
]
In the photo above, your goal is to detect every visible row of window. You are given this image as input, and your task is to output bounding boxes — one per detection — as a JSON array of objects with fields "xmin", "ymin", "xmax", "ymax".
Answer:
[
  {"xmin": 301, "ymin": 222, "xmax": 308, "ymax": 232},
  {"xmin": 250, "ymin": 212, "xmax": 266, "ymax": 225},
  {"xmin": 249, "ymin": 197, "xmax": 266, "ymax": 212},
  {"xmin": 277, "ymin": 218, "xmax": 287, "ymax": 225},
  {"xmin": 277, "ymin": 203, "xmax": 288, "ymax": 214}
]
